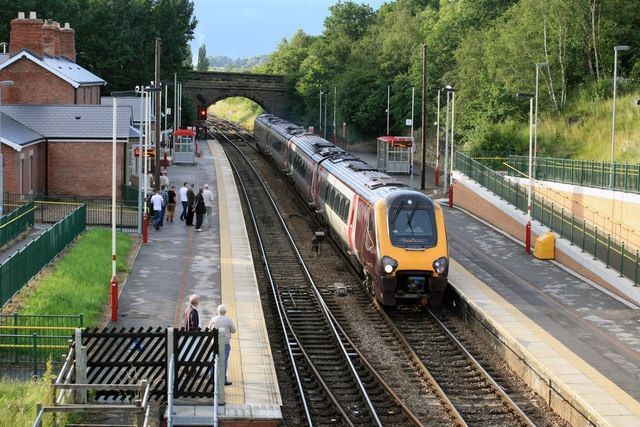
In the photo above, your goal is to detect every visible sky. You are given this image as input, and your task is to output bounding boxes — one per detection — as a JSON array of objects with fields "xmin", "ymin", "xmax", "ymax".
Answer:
[{"xmin": 190, "ymin": 0, "xmax": 388, "ymax": 59}]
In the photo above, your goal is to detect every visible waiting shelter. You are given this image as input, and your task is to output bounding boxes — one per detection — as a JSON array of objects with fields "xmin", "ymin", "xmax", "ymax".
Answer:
[
  {"xmin": 377, "ymin": 136, "xmax": 413, "ymax": 174},
  {"xmin": 173, "ymin": 129, "xmax": 197, "ymax": 165}
]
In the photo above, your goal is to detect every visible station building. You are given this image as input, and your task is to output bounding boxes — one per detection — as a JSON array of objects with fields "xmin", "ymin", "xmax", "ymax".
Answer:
[{"xmin": 0, "ymin": 11, "xmax": 139, "ymax": 199}]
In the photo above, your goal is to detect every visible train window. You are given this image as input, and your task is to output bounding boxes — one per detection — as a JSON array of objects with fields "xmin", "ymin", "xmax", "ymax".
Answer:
[{"xmin": 388, "ymin": 200, "xmax": 437, "ymax": 249}]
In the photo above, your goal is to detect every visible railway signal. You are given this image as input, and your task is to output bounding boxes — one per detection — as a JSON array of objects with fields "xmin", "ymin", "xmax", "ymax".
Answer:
[{"xmin": 198, "ymin": 105, "xmax": 207, "ymax": 121}]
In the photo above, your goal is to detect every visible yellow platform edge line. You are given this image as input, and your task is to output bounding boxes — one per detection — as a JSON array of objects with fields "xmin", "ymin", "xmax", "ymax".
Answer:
[
  {"xmin": 450, "ymin": 257, "xmax": 640, "ymax": 419},
  {"xmin": 211, "ymin": 140, "xmax": 245, "ymax": 404}
]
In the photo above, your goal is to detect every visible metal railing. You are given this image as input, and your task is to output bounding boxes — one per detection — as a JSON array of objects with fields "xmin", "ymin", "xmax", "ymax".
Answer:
[
  {"xmin": 0, "ymin": 314, "xmax": 83, "ymax": 378},
  {"xmin": 4, "ymin": 194, "xmax": 137, "ymax": 231},
  {"xmin": 0, "ymin": 205, "xmax": 86, "ymax": 307},
  {"xmin": 0, "ymin": 201, "xmax": 35, "ymax": 248},
  {"xmin": 507, "ymin": 155, "xmax": 640, "ymax": 193},
  {"xmin": 456, "ymin": 152, "xmax": 640, "ymax": 285}
]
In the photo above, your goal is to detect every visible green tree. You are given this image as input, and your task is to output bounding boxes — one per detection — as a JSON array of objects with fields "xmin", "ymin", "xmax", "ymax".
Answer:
[{"xmin": 196, "ymin": 44, "xmax": 208, "ymax": 71}]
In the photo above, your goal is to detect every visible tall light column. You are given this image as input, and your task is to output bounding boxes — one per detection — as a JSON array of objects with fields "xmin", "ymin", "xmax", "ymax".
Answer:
[
  {"xmin": 517, "ymin": 92, "xmax": 535, "ymax": 254},
  {"xmin": 324, "ymin": 91, "xmax": 329, "ymax": 139},
  {"xmin": 319, "ymin": 90, "xmax": 323, "ymax": 135},
  {"xmin": 386, "ymin": 85, "xmax": 390, "ymax": 135},
  {"xmin": 449, "ymin": 90, "xmax": 456, "ymax": 207},
  {"xmin": 443, "ymin": 90, "xmax": 451, "ymax": 194},
  {"xmin": 435, "ymin": 89, "xmax": 441, "ymax": 187},
  {"xmin": 0, "ymin": 80, "xmax": 14, "ymax": 216},
  {"xmin": 534, "ymin": 62, "xmax": 549, "ymax": 178},
  {"xmin": 110, "ymin": 97, "xmax": 118, "ymax": 321},
  {"xmin": 333, "ymin": 86, "xmax": 337, "ymax": 144},
  {"xmin": 610, "ymin": 45, "xmax": 630, "ymax": 189}
]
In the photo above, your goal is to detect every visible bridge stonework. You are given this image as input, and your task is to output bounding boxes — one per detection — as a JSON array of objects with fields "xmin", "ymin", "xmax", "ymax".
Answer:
[{"xmin": 185, "ymin": 71, "xmax": 288, "ymax": 119}]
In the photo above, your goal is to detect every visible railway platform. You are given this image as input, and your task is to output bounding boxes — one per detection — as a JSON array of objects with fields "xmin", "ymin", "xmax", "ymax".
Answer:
[
  {"xmin": 113, "ymin": 139, "xmax": 281, "ymax": 424},
  {"xmin": 352, "ymin": 148, "xmax": 640, "ymax": 425}
]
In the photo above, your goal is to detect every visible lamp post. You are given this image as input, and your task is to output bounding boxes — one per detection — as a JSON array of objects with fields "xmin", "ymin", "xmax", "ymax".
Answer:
[
  {"xmin": 141, "ymin": 86, "xmax": 162, "ymax": 243},
  {"xmin": 333, "ymin": 86, "xmax": 337, "ymax": 144},
  {"xmin": 319, "ymin": 90, "xmax": 323, "ymax": 136},
  {"xmin": 324, "ymin": 90, "xmax": 330, "ymax": 139},
  {"xmin": 435, "ymin": 89, "xmax": 441, "ymax": 187},
  {"xmin": 449, "ymin": 90, "xmax": 456, "ymax": 207},
  {"xmin": 441, "ymin": 86, "xmax": 455, "ymax": 196},
  {"xmin": 610, "ymin": 45, "xmax": 630, "ymax": 189},
  {"xmin": 517, "ymin": 92, "xmax": 535, "ymax": 254},
  {"xmin": 0, "ymin": 80, "xmax": 14, "ymax": 216},
  {"xmin": 386, "ymin": 85, "xmax": 390, "ymax": 135},
  {"xmin": 534, "ymin": 62, "xmax": 549, "ymax": 178}
]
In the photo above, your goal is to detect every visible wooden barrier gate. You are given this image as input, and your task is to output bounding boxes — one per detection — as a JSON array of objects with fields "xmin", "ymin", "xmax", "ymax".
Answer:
[{"xmin": 82, "ymin": 327, "xmax": 219, "ymax": 401}]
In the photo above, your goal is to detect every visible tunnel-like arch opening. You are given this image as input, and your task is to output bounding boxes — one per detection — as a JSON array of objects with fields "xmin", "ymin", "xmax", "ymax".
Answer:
[{"xmin": 207, "ymin": 96, "xmax": 265, "ymax": 131}]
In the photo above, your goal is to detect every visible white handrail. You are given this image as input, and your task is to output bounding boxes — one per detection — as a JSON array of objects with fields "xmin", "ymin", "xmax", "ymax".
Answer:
[
  {"xmin": 167, "ymin": 355, "xmax": 175, "ymax": 427},
  {"xmin": 213, "ymin": 353, "xmax": 219, "ymax": 427}
]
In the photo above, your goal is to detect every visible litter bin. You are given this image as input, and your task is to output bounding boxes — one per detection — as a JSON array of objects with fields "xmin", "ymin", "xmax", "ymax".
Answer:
[{"xmin": 534, "ymin": 232, "xmax": 555, "ymax": 260}]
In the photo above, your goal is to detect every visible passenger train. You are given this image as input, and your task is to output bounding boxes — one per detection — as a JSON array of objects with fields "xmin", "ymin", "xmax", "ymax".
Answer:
[{"xmin": 254, "ymin": 114, "xmax": 449, "ymax": 307}]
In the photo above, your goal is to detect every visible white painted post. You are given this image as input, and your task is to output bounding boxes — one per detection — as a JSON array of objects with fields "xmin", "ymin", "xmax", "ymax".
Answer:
[
  {"xmin": 217, "ymin": 328, "xmax": 225, "ymax": 405},
  {"xmin": 74, "ymin": 328, "xmax": 87, "ymax": 403}
]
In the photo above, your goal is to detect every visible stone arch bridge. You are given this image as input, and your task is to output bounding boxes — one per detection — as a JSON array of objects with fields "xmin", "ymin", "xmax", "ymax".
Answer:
[{"xmin": 185, "ymin": 71, "xmax": 288, "ymax": 119}]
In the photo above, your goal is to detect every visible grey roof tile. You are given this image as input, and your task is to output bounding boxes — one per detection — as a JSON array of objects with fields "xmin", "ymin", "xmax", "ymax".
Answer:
[
  {"xmin": 0, "ymin": 113, "xmax": 44, "ymax": 146},
  {"xmin": 43, "ymin": 54, "xmax": 105, "ymax": 86},
  {"xmin": 1, "ymin": 104, "xmax": 133, "ymax": 140}
]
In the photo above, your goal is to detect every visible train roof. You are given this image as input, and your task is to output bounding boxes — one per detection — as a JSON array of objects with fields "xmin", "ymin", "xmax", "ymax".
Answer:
[{"xmin": 256, "ymin": 115, "xmax": 429, "ymax": 205}]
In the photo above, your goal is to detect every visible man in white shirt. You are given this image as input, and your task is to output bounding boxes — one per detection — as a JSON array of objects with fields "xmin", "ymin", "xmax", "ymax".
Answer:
[
  {"xmin": 208, "ymin": 304, "xmax": 236, "ymax": 385},
  {"xmin": 150, "ymin": 190, "xmax": 164, "ymax": 231},
  {"xmin": 203, "ymin": 183, "xmax": 215, "ymax": 227},
  {"xmin": 178, "ymin": 182, "xmax": 189, "ymax": 221}
]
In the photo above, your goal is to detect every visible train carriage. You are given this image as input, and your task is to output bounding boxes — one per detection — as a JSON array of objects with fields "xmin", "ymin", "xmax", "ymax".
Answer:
[{"xmin": 254, "ymin": 114, "xmax": 449, "ymax": 307}]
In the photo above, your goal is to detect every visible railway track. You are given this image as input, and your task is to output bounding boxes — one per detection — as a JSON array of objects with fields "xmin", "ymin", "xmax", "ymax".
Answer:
[
  {"xmin": 211, "ymin": 121, "xmax": 422, "ymax": 426},
  {"xmin": 207, "ymin": 116, "xmax": 556, "ymax": 426}
]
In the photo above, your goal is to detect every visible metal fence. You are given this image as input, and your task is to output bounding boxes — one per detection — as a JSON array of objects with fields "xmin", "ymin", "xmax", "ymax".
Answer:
[
  {"xmin": 4, "ymin": 193, "xmax": 138, "ymax": 231},
  {"xmin": 0, "ymin": 314, "xmax": 82, "ymax": 379},
  {"xmin": 0, "ymin": 204, "xmax": 87, "ymax": 307},
  {"xmin": 0, "ymin": 202, "xmax": 35, "ymax": 248},
  {"xmin": 455, "ymin": 152, "xmax": 640, "ymax": 285},
  {"xmin": 507, "ymin": 155, "xmax": 640, "ymax": 193}
]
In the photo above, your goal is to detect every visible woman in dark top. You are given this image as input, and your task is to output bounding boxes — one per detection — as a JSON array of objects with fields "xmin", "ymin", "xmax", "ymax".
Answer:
[
  {"xmin": 194, "ymin": 188, "xmax": 206, "ymax": 231},
  {"xmin": 185, "ymin": 185, "xmax": 195, "ymax": 226},
  {"xmin": 166, "ymin": 185, "xmax": 177, "ymax": 222}
]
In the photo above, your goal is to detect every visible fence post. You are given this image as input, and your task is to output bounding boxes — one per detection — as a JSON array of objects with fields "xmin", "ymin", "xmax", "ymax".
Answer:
[
  {"xmin": 570, "ymin": 214, "xmax": 575, "ymax": 245},
  {"xmin": 593, "ymin": 227, "xmax": 598, "ymax": 260},
  {"xmin": 167, "ymin": 327, "xmax": 174, "ymax": 399},
  {"xmin": 606, "ymin": 234, "xmax": 611, "ymax": 268},
  {"xmin": 581, "ymin": 220, "xmax": 586, "ymax": 252},
  {"xmin": 79, "ymin": 313, "xmax": 84, "ymax": 328},
  {"xmin": 217, "ymin": 328, "xmax": 226, "ymax": 405},
  {"xmin": 635, "ymin": 250, "xmax": 639, "ymax": 286},
  {"xmin": 32, "ymin": 333, "xmax": 37, "ymax": 377},
  {"xmin": 560, "ymin": 208, "xmax": 564, "ymax": 238},
  {"xmin": 13, "ymin": 313, "xmax": 18, "ymax": 364},
  {"xmin": 74, "ymin": 328, "xmax": 87, "ymax": 403},
  {"xmin": 624, "ymin": 163, "xmax": 629, "ymax": 191},
  {"xmin": 620, "ymin": 242, "xmax": 625, "ymax": 277},
  {"xmin": 550, "ymin": 203, "xmax": 554, "ymax": 230}
]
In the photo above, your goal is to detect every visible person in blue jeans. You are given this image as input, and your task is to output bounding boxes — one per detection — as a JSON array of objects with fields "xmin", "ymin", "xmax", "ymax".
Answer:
[
  {"xmin": 159, "ymin": 185, "xmax": 169, "ymax": 226},
  {"xmin": 207, "ymin": 304, "xmax": 236, "ymax": 385},
  {"xmin": 150, "ymin": 190, "xmax": 164, "ymax": 231}
]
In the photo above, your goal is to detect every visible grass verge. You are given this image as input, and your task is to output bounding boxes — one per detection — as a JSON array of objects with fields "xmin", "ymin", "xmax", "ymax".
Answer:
[
  {"xmin": 19, "ymin": 228, "xmax": 134, "ymax": 328},
  {"xmin": 0, "ymin": 361, "xmax": 54, "ymax": 427}
]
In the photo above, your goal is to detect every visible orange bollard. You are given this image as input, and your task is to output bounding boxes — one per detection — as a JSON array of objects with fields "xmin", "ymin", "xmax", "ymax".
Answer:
[
  {"xmin": 448, "ymin": 185, "xmax": 453, "ymax": 208},
  {"xmin": 525, "ymin": 221, "xmax": 532, "ymax": 254},
  {"xmin": 142, "ymin": 213, "xmax": 149, "ymax": 243},
  {"xmin": 110, "ymin": 276, "xmax": 119, "ymax": 322}
]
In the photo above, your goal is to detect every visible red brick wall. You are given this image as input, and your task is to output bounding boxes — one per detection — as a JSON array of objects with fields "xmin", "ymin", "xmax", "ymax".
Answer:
[
  {"xmin": 47, "ymin": 141, "xmax": 125, "ymax": 198},
  {"xmin": 1, "ymin": 144, "xmax": 19, "ymax": 194},
  {"xmin": 9, "ymin": 17, "xmax": 44, "ymax": 56},
  {"xmin": 59, "ymin": 26, "xmax": 76, "ymax": 62},
  {"xmin": 0, "ymin": 58, "xmax": 74, "ymax": 104},
  {"xmin": 1, "ymin": 143, "xmax": 45, "ymax": 195}
]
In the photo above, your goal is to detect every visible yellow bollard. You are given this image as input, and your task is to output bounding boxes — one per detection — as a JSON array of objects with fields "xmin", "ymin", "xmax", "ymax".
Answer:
[{"xmin": 533, "ymin": 232, "xmax": 555, "ymax": 260}]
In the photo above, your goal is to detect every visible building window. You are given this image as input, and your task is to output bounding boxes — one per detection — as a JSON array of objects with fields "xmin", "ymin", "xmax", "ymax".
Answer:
[{"xmin": 29, "ymin": 152, "xmax": 33, "ymax": 193}]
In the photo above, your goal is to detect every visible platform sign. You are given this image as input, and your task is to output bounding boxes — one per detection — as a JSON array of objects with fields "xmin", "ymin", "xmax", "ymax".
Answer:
[
  {"xmin": 405, "ymin": 119, "xmax": 413, "ymax": 126},
  {"xmin": 134, "ymin": 147, "xmax": 156, "ymax": 158}
]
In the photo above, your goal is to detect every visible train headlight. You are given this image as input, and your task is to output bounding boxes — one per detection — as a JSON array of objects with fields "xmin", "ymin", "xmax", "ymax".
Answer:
[
  {"xmin": 433, "ymin": 257, "xmax": 448, "ymax": 275},
  {"xmin": 381, "ymin": 256, "xmax": 398, "ymax": 274}
]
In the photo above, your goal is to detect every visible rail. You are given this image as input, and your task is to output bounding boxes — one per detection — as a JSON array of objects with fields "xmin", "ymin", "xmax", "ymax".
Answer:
[
  {"xmin": 0, "ymin": 201, "xmax": 35, "ymax": 248},
  {"xmin": 220, "ymin": 119, "xmax": 419, "ymax": 425},
  {"xmin": 508, "ymin": 155, "xmax": 640, "ymax": 194},
  {"xmin": 0, "ymin": 204, "xmax": 86, "ymax": 307},
  {"xmin": 456, "ymin": 152, "xmax": 640, "ymax": 285}
]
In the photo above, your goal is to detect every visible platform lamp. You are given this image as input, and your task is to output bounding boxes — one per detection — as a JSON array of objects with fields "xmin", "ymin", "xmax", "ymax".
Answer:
[
  {"xmin": 534, "ymin": 62, "xmax": 549, "ymax": 178},
  {"xmin": 610, "ymin": 45, "xmax": 630, "ymax": 189},
  {"xmin": 517, "ymin": 92, "xmax": 535, "ymax": 255},
  {"xmin": 0, "ymin": 80, "xmax": 14, "ymax": 216},
  {"xmin": 435, "ymin": 89, "xmax": 441, "ymax": 187},
  {"xmin": 441, "ymin": 86, "xmax": 456, "ymax": 203}
]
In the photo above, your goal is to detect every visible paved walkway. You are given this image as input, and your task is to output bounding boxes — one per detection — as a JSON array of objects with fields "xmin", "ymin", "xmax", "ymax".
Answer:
[
  {"xmin": 0, "ymin": 223, "xmax": 53, "ymax": 265},
  {"xmin": 113, "ymin": 142, "xmax": 221, "ymax": 328}
]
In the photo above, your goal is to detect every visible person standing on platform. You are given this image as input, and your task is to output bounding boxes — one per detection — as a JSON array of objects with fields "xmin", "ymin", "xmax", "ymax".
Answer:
[
  {"xmin": 203, "ymin": 184, "xmax": 214, "ymax": 227},
  {"xmin": 207, "ymin": 304, "xmax": 236, "ymax": 385},
  {"xmin": 179, "ymin": 182, "xmax": 189, "ymax": 221},
  {"xmin": 185, "ymin": 184, "xmax": 195, "ymax": 226},
  {"xmin": 159, "ymin": 185, "xmax": 169, "ymax": 226},
  {"xmin": 166, "ymin": 185, "xmax": 177, "ymax": 222},
  {"xmin": 150, "ymin": 189, "xmax": 164, "ymax": 231},
  {"xmin": 194, "ymin": 188, "xmax": 206, "ymax": 232},
  {"xmin": 182, "ymin": 294, "xmax": 201, "ymax": 331}
]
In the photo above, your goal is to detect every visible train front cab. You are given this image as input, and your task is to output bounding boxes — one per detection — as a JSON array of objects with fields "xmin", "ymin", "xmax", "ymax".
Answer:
[{"xmin": 374, "ymin": 192, "xmax": 448, "ymax": 307}]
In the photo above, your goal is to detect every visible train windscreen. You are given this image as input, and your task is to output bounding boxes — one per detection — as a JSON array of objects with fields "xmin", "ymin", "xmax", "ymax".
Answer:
[{"xmin": 388, "ymin": 198, "xmax": 437, "ymax": 249}]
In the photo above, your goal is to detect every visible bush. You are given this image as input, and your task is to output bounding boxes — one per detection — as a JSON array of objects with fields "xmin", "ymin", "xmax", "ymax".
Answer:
[{"xmin": 465, "ymin": 118, "xmax": 528, "ymax": 156}]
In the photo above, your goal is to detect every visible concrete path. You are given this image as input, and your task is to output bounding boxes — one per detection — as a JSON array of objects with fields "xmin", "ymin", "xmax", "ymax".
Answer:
[{"xmin": 0, "ymin": 223, "xmax": 53, "ymax": 265}]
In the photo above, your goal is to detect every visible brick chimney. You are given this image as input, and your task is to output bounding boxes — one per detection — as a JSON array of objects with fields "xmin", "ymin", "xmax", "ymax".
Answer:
[
  {"xmin": 42, "ymin": 19, "xmax": 61, "ymax": 56},
  {"xmin": 59, "ymin": 22, "xmax": 76, "ymax": 62},
  {"xmin": 9, "ymin": 12, "xmax": 44, "ymax": 56}
]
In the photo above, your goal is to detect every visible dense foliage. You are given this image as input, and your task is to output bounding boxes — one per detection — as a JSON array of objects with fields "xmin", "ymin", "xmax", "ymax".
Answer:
[
  {"xmin": 258, "ymin": 0, "xmax": 640, "ymax": 157},
  {"xmin": 0, "ymin": 0, "xmax": 197, "ymax": 93},
  {"xmin": 196, "ymin": 44, "xmax": 209, "ymax": 71},
  {"xmin": 208, "ymin": 54, "xmax": 269, "ymax": 71}
]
